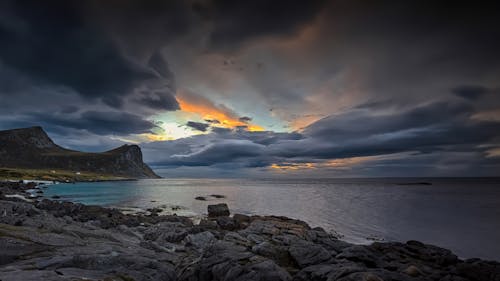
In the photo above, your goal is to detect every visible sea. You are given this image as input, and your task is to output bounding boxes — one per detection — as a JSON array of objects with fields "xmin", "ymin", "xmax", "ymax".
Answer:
[{"xmin": 41, "ymin": 177, "xmax": 500, "ymax": 261}]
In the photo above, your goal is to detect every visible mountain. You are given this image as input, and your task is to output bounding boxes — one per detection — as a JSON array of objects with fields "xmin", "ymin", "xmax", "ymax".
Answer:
[{"xmin": 0, "ymin": 126, "xmax": 159, "ymax": 179}]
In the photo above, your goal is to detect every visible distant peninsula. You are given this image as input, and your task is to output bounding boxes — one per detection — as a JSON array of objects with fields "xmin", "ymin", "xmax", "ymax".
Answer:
[{"xmin": 0, "ymin": 126, "xmax": 159, "ymax": 181}]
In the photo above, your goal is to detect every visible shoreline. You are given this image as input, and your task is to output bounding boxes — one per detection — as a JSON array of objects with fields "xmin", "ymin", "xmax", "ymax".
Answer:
[{"xmin": 1, "ymin": 181, "xmax": 499, "ymax": 281}]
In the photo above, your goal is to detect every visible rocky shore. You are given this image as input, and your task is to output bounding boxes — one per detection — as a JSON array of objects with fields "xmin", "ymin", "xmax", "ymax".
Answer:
[{"xmin": 1, "ymin": 181, "xmax": 499, "ymax": 281}]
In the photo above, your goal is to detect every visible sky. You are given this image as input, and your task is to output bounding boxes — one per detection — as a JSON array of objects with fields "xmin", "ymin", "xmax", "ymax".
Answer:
[{"xmin": 1, "ymin": 0, "xmax": 500, "ymax": 177}]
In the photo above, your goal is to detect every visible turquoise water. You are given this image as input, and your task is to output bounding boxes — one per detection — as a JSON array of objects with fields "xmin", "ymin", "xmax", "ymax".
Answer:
[{"xmin": 43, "ymin": 178, "xmax": 500, "ymax": 260}]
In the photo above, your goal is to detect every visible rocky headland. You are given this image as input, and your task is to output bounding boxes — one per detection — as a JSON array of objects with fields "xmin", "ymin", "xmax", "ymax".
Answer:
[
  {"xmin": 0, "ymin": 127, "xmax": 159, "ymax": 181},
  {"xmin": 1, "ymin": 181, "xmax": 499, "ymax": 281}
]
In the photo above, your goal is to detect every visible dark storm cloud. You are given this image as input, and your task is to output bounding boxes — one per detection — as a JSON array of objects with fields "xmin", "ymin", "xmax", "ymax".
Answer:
[
  {"xmin": 1, "ymin": 0, "xmax": 500, "ymax": 177},
  {"xmin": 0, "ymin": 1, "xmax": 147, "ymax": 107},
  {"xmin": 296, "ymin": 102, "xmax": 499, "ymax": 159},
  {"xmin": 197, "ymin": 0, "xmax": 327, "ymax": 49},
  {"xmin": 452, "ymin": 86, "xmax": 489, "ymax": 101},
  {"xmin": 186, "ymin": 121, "xmax": 210, "ymax": 132},
  {"xmin": 27, "ymin": 111, "xmax": 158, "ymax": 136},
  {"xmin": 136, "ymin": 92, "xmax": 179, "ymax": 111},
  {"xmin": 0, "ymin": 0, "xmax": 182, "ymax": 110}
]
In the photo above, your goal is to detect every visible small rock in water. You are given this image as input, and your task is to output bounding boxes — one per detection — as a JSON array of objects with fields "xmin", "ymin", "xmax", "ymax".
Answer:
[
  {"xmin": 366, "ymin": 235, "xmax": 385, "ymax": 242},
  {"xmin": 210, "ymin": 194, "xmax": 226, "ymax": 198},
  {"xmin": 51, "ymin": 195, "xmax": 61, "ymax": 199},
  {"xmin": 208, "ymin": 203, "xmax": 230, "ymax": 217},
  {"xmin": 195, "ymin": 196, "xmax": 207, "ymax": 201}
]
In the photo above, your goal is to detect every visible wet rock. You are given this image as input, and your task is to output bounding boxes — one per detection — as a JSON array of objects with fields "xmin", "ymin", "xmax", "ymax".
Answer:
[
  {"xmin": 210, "ymin": 194, "xmax": 226, "ymax": 199},
  {"xmin": 51, "ymin": 195, "xmax": 61, "ymax": 199},
  {"xmin": 208, "ymin": 203, "xmax": 230, "ymax": 217},
  {"xmin": 195, "ymin": 196, "xmax": 206, "ymax": 201}
]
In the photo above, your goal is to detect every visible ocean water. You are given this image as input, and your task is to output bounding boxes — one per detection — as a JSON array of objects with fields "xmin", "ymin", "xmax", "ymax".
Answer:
[{"xmin": 43, "ymin": 178, "xmax": 500, "ymax": 260}]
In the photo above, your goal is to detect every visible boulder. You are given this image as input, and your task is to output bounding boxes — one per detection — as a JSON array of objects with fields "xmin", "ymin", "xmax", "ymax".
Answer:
[{"xmin": 208, "ymin": 203, "xmax": 230, "ymax": 217}]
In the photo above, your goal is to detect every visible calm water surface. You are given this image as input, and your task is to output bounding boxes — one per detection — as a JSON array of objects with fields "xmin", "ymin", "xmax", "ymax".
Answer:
[{"xmin": 43, "ymin": 178, "xmax": 500, "ymax": 260}]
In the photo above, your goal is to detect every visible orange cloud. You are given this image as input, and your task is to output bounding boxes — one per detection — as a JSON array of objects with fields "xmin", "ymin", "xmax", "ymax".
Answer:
[
  {"xmin": 270, "ymin": 153, "xmax": 412, "ymax": 171},
  {"xmin": 177, "ymin": 90, "xmax": 264, "ymax": 131},
  {"xmin": 270, "ymin": 162, "xmax": 315, "ymax": 170}
]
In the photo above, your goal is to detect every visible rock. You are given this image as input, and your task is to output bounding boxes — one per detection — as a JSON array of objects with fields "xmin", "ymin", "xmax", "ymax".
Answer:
[
  {"xmin": 364, "ymin": 272, "xmax": 385, "ymax": 281},
  {"xmin": 210, "ymin": 194, "xmax": 226, "ymax": 198},
  {"xmin": 456, "ymin": 259, "xmax": 500, "ymax": 281},
  {"xmin": 216, "ymin": 216, "xmax": 237, "ymax": 230},
  {"xmin": 289, "ymin": 240, "xmax": 333, "ymax": 268},
  {"xmin": 233, "ymin": 213, "xmax": 251, "ymax": 228},
  {"xmin": 208, "ymin": 203, "xmax": 230, "ymax": 217},
  {"xmin": 198, "ymin": 218, "xmax": 218, "ymax": 230},
  {"xmin": 252, "ymin": 241, "xmax": 292, "ymax": 266},
  {"xmin": 293, "ymin": 263, "xmax": 366, "ymax": 281},
  {"xmin": 184, "ymin": 231, "xmax": 216, "ymax": 249},
  {"xmin": 194, "ymin": 196, "xmax": 206, "ymax": 201},
  {"xmin": 147, "ymin": 207, "xmax": 163, "ymax": 213},
  {"xmin": 51, "ymin": 195, "xmax": 61, "ymax": 199},
  {"xmin": 224, "ymin": 232, "xmax": 252, "ymax": 247},
  {"xmin": 144, "ymin": 222, "xmax": 189, "ymax": 243},
  {"xmin": 1, "ymin": 184, "xmax": 500, "ymax": 281},
  {"xmin": 403, "ymin": 265, "xmax": 421, "ymax": 277},
  {"xmin": 337, "ymin": 245, "xmax": 381, "ymax": 268},
  {"xmin": 178, "ymin": 240, "xmax": 291, "ymax": 281}
]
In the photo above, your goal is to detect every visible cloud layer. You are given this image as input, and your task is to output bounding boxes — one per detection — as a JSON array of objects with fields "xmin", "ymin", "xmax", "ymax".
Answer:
[{"xmin": 0, "ymin": 1, "xmax": 499, "ymax": 176}]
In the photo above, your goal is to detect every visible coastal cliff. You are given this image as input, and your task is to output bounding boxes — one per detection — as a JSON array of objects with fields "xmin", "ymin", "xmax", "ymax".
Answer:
[{"xmin": 0, "ymin": 126, "xmax": 159, "ymax": 180}]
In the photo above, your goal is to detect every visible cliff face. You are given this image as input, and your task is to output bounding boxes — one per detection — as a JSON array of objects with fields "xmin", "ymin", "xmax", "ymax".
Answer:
[{"xmin": 0, "ymin": 126, "xmax": 159, "ymax": 179}]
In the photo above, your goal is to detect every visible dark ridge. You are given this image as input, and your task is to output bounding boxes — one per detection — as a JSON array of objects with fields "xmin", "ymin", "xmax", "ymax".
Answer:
[{"xmin": 0, "ymin": 126, "xmax": 159, "ymax": 179}]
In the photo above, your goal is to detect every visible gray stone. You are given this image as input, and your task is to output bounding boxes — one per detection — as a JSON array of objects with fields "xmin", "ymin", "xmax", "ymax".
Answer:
[
  {"xmin": 289, "ymin": 240, "xmax": 333, "ymax": 268},
  {"xmin": 184, "ymin": 231, "xmax": 216, "ymax": 249}
]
